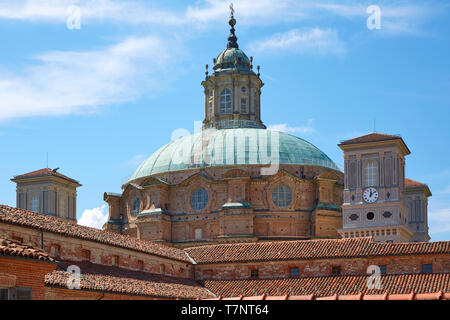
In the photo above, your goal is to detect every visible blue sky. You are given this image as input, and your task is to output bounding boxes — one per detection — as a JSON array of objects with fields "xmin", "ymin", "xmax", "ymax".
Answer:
[{"xmin": 0, "ymin": 0, "xmax": 449, "ymax": 241}]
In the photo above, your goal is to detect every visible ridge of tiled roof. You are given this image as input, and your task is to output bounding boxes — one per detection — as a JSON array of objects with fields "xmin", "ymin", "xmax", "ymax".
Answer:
[
  {"xmin": 0, "ymin": 238, "xmax": 54, "ymax": 262},
  {"xmin": 0, "ymin": 205, "xmax": 189, "ymax": 263},
  {"xmin": 200, "ymin": 273, "xmax": 450, "ymax": 298},
  {"xmin": 45, "ymin": 261, "xmax": 213, "ymax": 299},
  {"xmin": 185, "ymin": 237, "xmax": 450, "ymax": 264},
  {"xmin": 339, "ymin": 133, "xmax": 402, "ymax": 145},
  {"xmin": 12, "ymin": 168, "xmax": 81, "ymax": 185}
]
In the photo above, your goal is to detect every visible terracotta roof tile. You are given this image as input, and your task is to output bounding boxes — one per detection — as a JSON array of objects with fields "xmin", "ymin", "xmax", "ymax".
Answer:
[
  {"xmin": 12, "ymin": 168, "xmax": 80, "ymax": 185},
  {"xmin": 0, "ymin": 238, "xmax": 54, "ymax": 262},
  {"xmin": 200, "ymin": 273, "xmax": 450, "ymax": 298},
  {"xmin": 205, "ymin": 291, "xmax": 450, "ymax": 301},
  {"xmin": 203, "ymin": 291, "xmax": 449, "ymax": 300},
  {"xmin": 339, "ymin": 133, "xmax": 402, "ymax": 145},
  {"xmin": 45, "ymin": 261, "xmax": 213, "ymax": 299},
  {"xmin": 405, "ymin": 178, "xmax": 428, "ymax": 188},
  {"xmin": 0, "ymin": 205, "xmax": 189, "ymax": 263},
  {"xmin": 185, "ymin": 237, "xmax": 450, "ymax": 264}
]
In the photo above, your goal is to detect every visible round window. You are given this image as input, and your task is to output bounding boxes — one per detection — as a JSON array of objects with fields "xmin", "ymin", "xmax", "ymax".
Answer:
[
  {"xmin": 191, "ymin": 189, "xmax": 209, "ymax": 211},
  {"xmin": 366, "ymin": 212, "xmax": 375, "ymax": 220},
  {"xmin": 241, "ymin": 86, "xmax": 247, "ymax": 93},
  {"xmin": 131, "ymin": 198, "xmax": 141, "ymax": 218},
  {"xmin": 272, "ymin": 185, "xmax": 292, "ymax": 208}
]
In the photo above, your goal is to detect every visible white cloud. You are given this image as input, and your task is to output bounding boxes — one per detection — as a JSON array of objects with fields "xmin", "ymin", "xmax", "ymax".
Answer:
[
  {"xmin": 0, "ymin": 0, "xmax": 184, "ymax": 26},
  {"xmin": 429, "ymin": 207, "xmax": 450, "ymax": 235},
  {"xmin": 186, "ymin": 0, "xmax": 309, "ymax": 26},
  {"xmin": 249, "ymin": 28, "xmax": 346, "ymax": 55},
  {"xmin": 0, "ymin": 0, "xmax": 441, "ymax": 36},
  {"xmin": 317, "ymin": 2, "xmax": 442, "ymax": 36},
  {"xmin": 127, "ymin": 154, "xmax": 147, "ymax": 167},
  {"xmin": 0, "ymin": 35, "xmax": 178, "ymax": 121},
  {"xmin": 78, "ymin": 204, "xmax": 108, "ymax": 229},
  {"xmin": 268, "ymin": 119, "xmax": 316, "ymax": 135},
  {"xmin": 0, "ymin": 0, "xmax": 308, "ymax": 27}
]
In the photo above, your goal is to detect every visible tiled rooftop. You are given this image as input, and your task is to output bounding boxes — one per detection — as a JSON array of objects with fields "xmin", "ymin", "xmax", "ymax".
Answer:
[
  {"xmin": 405, "ymin": 178, "xmax": 427, "ymax": 188},
  {"xmin": 45, "ymin": 261, "xmax": 213, "ymax": 299},
  {"xmin": 12, "ymin": 168, "xmax": 81, "ymax": 185},
  {"xmin": 339, "ymin": 133, "xmax": 402, "ymax": 145},
  {"xmin": 0, "ymin": 205, "xmax": 189, "ymax": 263},
  {"xmin": 185, "ymin": 237, "xmax": 450, "ymax": 264},
  {"xmin": 0, "ymin": 238, "xmax": 54, "ymax": 262},
  {"xmin": 200, "ymin": 273, "xmax": 450, "ymax": 298},
  {"xmin": 202, "ymin": 291, "xmax": 450, "ymax": 300}
]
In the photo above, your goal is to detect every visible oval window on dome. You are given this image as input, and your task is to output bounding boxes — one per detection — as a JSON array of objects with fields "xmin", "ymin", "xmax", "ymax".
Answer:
[
  {"xmin": 191, "ymin": 189, "xmax": 208, "ymax": 211},
  {"xmin": 131, "ymin": 197, "xmax": 141, "ymax": 217},
  {"xmin": 272, "ymin": 185, "xmax": 292, "ymax": 208}
]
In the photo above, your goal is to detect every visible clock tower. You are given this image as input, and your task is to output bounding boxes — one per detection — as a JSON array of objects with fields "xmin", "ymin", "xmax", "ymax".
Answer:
[{"xmin": 337, "ymin": 133, "xmax": 413, "ymax": 242}]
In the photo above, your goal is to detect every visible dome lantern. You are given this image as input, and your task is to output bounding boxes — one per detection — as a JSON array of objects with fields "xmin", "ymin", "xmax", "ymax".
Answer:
[{"xmin": 201, "ymin": 3, "xmax": 266, "ymax": 130}]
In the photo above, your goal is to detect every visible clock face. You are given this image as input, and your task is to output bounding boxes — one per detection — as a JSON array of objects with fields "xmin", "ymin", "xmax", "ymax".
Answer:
[{"xmin": 363, "ymin": 187, "xmax": 379, "ymax": 203}]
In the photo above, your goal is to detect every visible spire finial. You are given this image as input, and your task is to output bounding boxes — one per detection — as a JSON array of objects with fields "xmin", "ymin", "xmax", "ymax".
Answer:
[{"xmin": 227, "ymin": 2, "xmax": 238, "ymax": 49}]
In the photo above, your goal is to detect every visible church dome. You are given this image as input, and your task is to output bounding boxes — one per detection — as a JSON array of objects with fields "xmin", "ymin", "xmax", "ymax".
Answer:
[
  {"xmin": 213, "ymin": 47, "xmax": 252, "ymax": 73},
  {"xmin": 129, "ymin": 128, "xmax": 340, "ymax": 182}
]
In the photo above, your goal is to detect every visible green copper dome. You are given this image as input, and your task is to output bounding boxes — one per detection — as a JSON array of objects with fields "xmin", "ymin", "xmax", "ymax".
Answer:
[
  {"xmin": 129, "ymin": 129, "xmax": 340, "ymax": 182},
  {"xmin": 213, "ymin": 48, "xmax": 252, "ymax": 73}
]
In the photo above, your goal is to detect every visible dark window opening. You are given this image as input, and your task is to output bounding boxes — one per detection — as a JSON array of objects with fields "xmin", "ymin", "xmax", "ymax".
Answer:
[
  {"xmin": 0, "ymin": 288, "xmax": 9, "ymax": 300},
  {"xmin": 379, "ymin": 265, "xmax": 387, "ymax": 275},
  {"xmin": 331, "ymin": 266, "xmax": 341, "ymax": 275},
  {"xmin": 250, "ymin": 269, "xmax": 259, "ymax": 278},
  {"xmin": 289, "ymin": 268, "xmax": 299, "ymax": 277},
  {"xmin": 422, "ymin": 264, "xmax": 432, "ymax": 274}
]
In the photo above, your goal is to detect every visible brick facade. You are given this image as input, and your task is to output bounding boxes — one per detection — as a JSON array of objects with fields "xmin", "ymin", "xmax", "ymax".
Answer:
[
  {"xmin": 0, "ymin": 257, "xmax": 56, "ymax": 300},
  {"xmin": 104, "ymin": 166, "xmax": 344, "ymax": 246},
  {"xmin": 192, "ymin": 254, "xmax": 450, "ymax": 280}
]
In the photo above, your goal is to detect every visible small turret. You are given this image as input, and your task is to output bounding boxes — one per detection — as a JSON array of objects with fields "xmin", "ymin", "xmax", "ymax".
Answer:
[{"xmin": 201, "ymin": 3, "xmax": 265, "ymax": 130}]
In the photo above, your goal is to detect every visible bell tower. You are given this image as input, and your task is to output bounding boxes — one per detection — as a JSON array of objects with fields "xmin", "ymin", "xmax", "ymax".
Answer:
[
  {"xmin": 202, "ymin": 4, "xmax": 266, "ymax": 130},
  {"xmin": 337, "ymin": 133, "xmax": 413, "ymax": 242}
]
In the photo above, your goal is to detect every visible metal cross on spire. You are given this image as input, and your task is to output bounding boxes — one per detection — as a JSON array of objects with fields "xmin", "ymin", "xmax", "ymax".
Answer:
[{"xmin": 227, "ymin": 2, "xmax": 238, "ymax": 48}]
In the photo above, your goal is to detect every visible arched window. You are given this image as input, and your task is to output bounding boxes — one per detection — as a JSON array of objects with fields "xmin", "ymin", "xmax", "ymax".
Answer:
[
  {"xmin": 131, "ymin": 197, "xmax": 141, "ymax": 217},
  {"xmin": 30, "ymin": 196, "xmax": 39, "ymax": 213},
  {"xmin": 191, "ymin": 189, "xmax": 208, "ymax": 211},
  {"xmin": 272, "ymin": 185, "xmax": 292, "ymax": 208},
  {"xmin": 365, "ymin": 161, "xmax": 378, "ymax": 187},
  {"xmin": 220, "ymin": 89, "xmax": 232, "ymax": 114}
]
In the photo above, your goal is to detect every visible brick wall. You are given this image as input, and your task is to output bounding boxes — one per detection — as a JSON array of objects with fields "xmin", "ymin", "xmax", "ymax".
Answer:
[
  {"xmin": 0, "ymin": 224, "xmax": 193, "ymax": 279},
  {"xmin": 193, "ymin": 254, "xmax": 450, "ymax": 280},
  {"xmin": 0, "ymin": 256, "xmax": 56, "ymax": 300}
]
